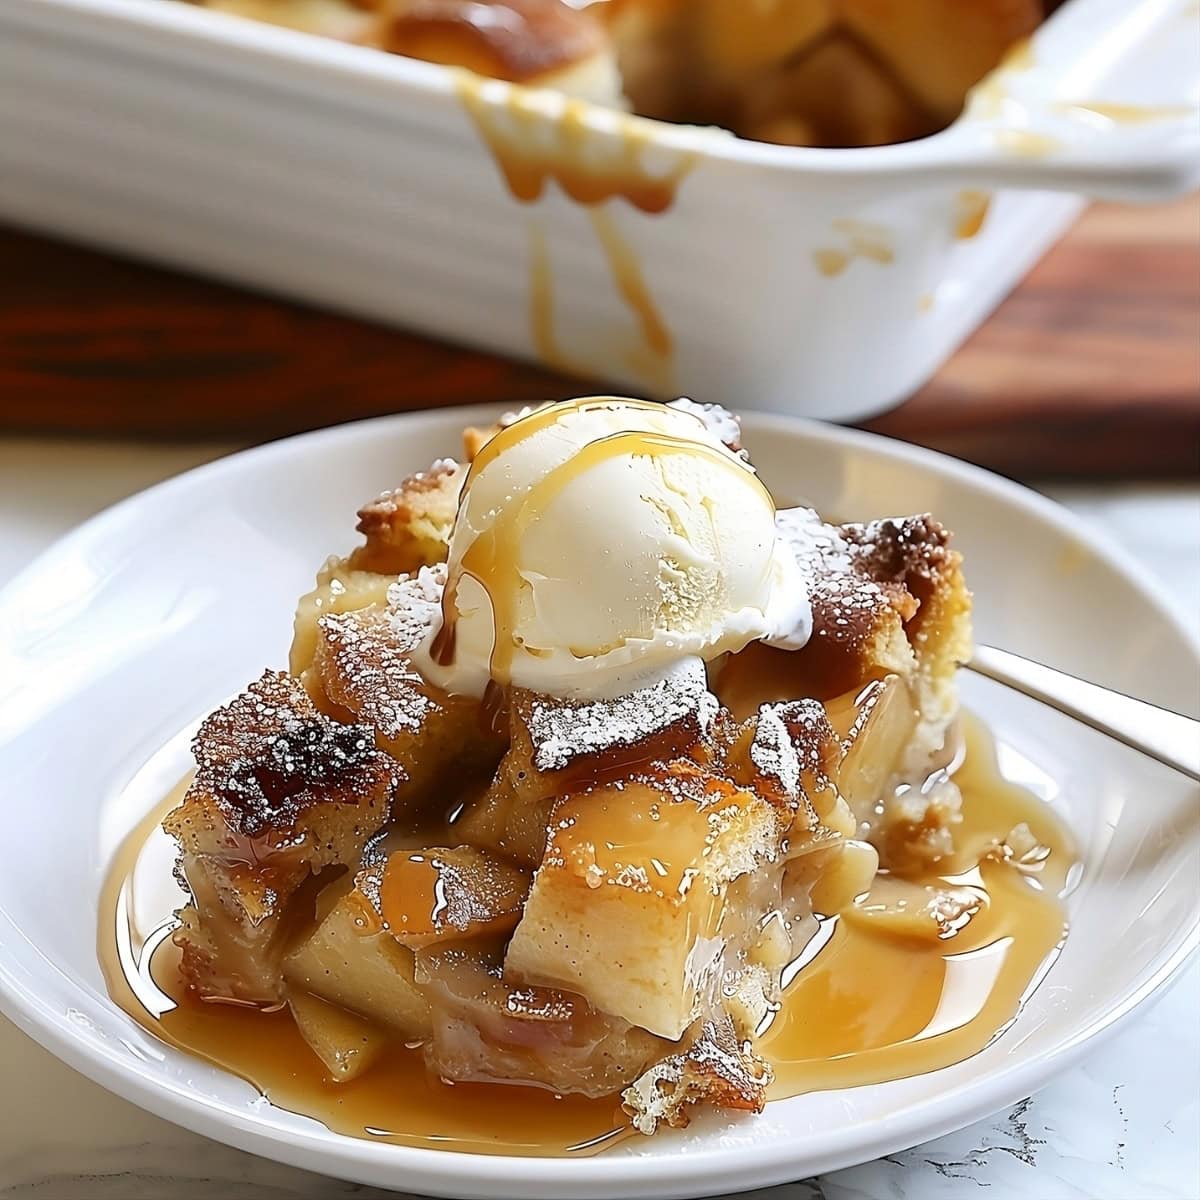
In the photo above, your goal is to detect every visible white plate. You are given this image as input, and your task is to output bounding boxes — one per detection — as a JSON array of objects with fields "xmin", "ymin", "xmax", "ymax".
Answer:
[{"xmin": 0, "ymin": 408, "xmax": 1196, "ymax": 1200}]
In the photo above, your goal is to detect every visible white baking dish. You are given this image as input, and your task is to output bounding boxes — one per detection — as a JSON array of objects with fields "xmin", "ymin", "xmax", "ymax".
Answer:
[{"xmin": 0, "ymin": 0, "xmax": 1196, "ymax": 422}]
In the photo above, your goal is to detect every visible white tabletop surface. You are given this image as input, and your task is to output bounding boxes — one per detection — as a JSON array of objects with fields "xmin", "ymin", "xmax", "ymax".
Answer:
[{"xmin": 0, "ymin": 437, "xmax": 1197, "ymax": 1200}]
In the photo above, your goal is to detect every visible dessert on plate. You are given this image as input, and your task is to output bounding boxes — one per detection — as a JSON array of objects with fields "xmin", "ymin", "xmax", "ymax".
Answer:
[
  {"xmin": 181, "ymin": 0, "xmax": 1047, "ymax": 147},
  {"xmin": 121, "ymin": 395, "xmax": 1073, "ymax": 1145}
]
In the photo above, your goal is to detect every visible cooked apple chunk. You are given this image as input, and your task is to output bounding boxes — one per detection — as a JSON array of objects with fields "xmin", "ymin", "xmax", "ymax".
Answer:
[
  {"xmin": 355, "ymin": 846, "xmax": 530, "ymax": 948},
  {"xmin": 842, "ymin": 875, "xmax": 984, "ymax": 942},
  {"xmin": 289, "ymin": 989, "xmax": 389, "ymax": 1083},
  {"xmin": 505, "ymin": 761, "xmax": 782, "ymax": 1040},
  {"xmin": 165, "ymin": 671, "xmax": 398, "ymax": 1003},
  {"xmin": 283, "ymin": 884, "xmax": 432, "ymax": 1040}
]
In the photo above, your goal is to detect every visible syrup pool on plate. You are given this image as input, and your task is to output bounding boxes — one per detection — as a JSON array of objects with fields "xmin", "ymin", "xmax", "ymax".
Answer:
[{"xmin": 99, "ymin": 712, "xmax": 1076, "ymax": 1157}]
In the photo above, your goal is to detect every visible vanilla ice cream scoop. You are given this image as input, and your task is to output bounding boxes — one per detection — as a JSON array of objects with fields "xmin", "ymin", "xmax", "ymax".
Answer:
[{"xmin": 415, "ymin": 397, "xmax": 811, "ymax": 700}]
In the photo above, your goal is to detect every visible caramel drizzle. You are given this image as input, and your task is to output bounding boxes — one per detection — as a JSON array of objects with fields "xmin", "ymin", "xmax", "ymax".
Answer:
[
  {"xmin": 456, "ymin": 76, "xmax": 697, "ymax": 214},
  {"xmin": 437, "ymin": 401, "xmax": 766, "ymax": 687},
  {"xmin": 588, "ymin": 207, "xmax": 673, "ymax": 357}
]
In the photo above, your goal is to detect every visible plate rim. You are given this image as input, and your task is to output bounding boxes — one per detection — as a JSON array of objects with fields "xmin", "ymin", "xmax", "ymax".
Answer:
[{"xmin": 1, "ymin": 406, "xmax": 1197, "ymax": 1199}]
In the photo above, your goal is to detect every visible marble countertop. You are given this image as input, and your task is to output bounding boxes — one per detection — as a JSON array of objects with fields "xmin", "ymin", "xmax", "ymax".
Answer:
[{"xmin": 1, "ymin": 438, "xmax": 1197, "ymax": 1200}]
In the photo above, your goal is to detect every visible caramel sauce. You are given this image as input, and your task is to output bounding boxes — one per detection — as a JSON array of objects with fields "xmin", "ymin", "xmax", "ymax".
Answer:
[
  {"xmin": 954, "ymin": 189, "xmax": 991, "ymax": 240},
  {"xmin": 100, "ymin": 782, "xmax": 627, "ymax": 1156},
  {"xmin": 968, "ymin": 37, "xmax": 1035, "ymax": 120},
  {"xmin": 456, "ymin": 75, "xmax": 696, "ymax": 214},
  {"xmin": 100, "ymin": 713, "xmax": 1074, "ymax": 1156},
  {"xmin": 831, "ymin": 219, "xmax": 895, "ymax": 266},
  {"xmin": 813, "ymin": 248, "xmax": 850, "ymax": 278},
  {"xmin": 528, "ymin": 213, "xmax": 675, "ymax": 390},
  {"xmin": 764, "ymin": 713, "xmax": 1072, "ymax": 1093},
  {"xmin": 527, "ymin": 222, "xmax": 576, "ymax": 375},
  {"xmin": 455, "ymin": 76, "xmax": 687, "ymax": 387},
  {"xmin": 814, "ymin": 220, "xmax": 895, "ymax": 278},
  {"xmin": 588, "ymin": 207, "xmax": 673, "ymax": 359}
]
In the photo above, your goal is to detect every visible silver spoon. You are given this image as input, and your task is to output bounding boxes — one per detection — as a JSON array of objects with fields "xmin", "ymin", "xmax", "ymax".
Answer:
[{"xmin": 965, "ymin": 645, "xmax": 1200, "ymax": 783}]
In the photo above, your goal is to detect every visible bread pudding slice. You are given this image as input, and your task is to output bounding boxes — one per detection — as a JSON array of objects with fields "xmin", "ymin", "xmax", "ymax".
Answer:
[
  {"xmin": 602, "ymin": 0, "xmax": 1042, "ymax": 146},
  {"xmin": 157, "ymin": 397, "xmax": 982, "ymax": 1143},
  {"xmin": 166, "ymin": 671, "xmax": 399, "ymax": 1003},
  {"xmin": 190, "ymin": 0, "xmax": 624, "ymax": 105}
]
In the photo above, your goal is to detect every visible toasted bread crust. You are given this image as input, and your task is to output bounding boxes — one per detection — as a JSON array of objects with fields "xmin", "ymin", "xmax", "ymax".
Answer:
[{"xmin": 349, "ymin": 459, "xmax": 465, "ymax": 575}]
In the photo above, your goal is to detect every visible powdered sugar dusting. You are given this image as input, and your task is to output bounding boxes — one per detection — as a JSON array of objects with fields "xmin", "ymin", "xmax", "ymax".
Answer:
[
  {"xmin": 749, "ymin": 699, "xmax": 836, "ymax": 816},
  {"xmin": 191, "ymin": 670, "xmax": 390, "ymax": 837},
  {"xmin": 667, "ymin": 398, "xmax": 743, "ymax": 455},
  {"xmin": 776, "ymin": 508, "xmax": 893, "ymax": 646},
  {"xmin": 318, "ymin": 565, "xmax": 447, "ymax": 739},
  {"xmin": 526, "ymin": 657, "xmax": 719, "ymax": 772},
  {"xmin": 385, "ymin": 564, "xmax": 446, "ymax": 651}
]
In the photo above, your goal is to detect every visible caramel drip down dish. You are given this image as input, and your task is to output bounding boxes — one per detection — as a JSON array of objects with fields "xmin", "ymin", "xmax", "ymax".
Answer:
[{"xmin": 103, "ymin": 397, "xmax": 1076, "ymax": 1154}]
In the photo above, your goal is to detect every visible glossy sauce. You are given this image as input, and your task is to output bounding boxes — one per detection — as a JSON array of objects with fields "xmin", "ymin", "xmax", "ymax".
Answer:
[
  {"xmin": 454, "ymin": 76, "xmax": 686, "ymax": 387},
  {"xmin": 763, "ymin": 713, "xmax": 1073, "ymax": 1093},
  {"xmin": 954, "ymin": 189, "xmax": 991, "ymax": 240},
  {"xmin": 101, "ymin": 715, "xmax": 1074, "ymax": 1156},
  {"xmin": 456, "ymin": 76, "xmax": 696, "ymax": 214}
]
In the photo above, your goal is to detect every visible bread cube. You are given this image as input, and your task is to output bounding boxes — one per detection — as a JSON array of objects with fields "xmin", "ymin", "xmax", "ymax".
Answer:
[
  {"xmin": 505, "ymin": 761, "xmax": 781, "ymax": 1039},
  {"xmin": 165, "ymin": 671, "xmax": 397, "ymax": 1003},
  {"xmin": 304, "ymin": 566, "xmax": 506, "ymax": 814},
  {"xmin": 349, "ymin": 458, "xmax": 465, "ymax": 576}
]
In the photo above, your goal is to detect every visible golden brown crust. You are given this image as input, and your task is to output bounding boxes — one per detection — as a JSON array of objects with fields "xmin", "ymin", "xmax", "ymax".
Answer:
[
  {"xmin": 622, "ymin": 1014, "xmax": 772, "ymax": 1134},
  {"xmin": 349, "ymin": 458, "xmax": 465, "ymax": 576},
  {"xmin": 305, "ymin": 568, "xmax": 507, "ymax": 813},
  {"xmin": 382, "ymin": 0, "xmax": 607, "ymax": 83},
  {"xmin": 183, "ymin": 670, "xmax": 399, "ymax": 841}
]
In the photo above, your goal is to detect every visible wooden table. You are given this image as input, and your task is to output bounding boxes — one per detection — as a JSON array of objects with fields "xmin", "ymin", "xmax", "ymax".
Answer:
[{"xmin": 1, "ymin": 197, "xmax": 1196, "ymax": 478}]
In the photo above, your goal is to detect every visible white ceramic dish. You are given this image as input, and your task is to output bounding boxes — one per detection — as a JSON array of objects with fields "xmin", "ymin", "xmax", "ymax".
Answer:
[
  {"xmin": 0, "ymin": 408, "xmax": 1197, "ymax": 1198},
  {"xmin": 1, "ymin": 0, "xmax": 1197, "ymax": 421}
]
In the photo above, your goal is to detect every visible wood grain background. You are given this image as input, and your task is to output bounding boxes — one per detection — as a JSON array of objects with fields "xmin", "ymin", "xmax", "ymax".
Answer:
[{"xmin": 1, "ymin": 197, "xmax": 1196, "ymax": 478}]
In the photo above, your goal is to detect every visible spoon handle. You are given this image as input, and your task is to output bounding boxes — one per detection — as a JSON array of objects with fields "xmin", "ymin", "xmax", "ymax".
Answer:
[{"xmin": 965, "ymin": 644, "xmax": 1200, "ymax": 783}]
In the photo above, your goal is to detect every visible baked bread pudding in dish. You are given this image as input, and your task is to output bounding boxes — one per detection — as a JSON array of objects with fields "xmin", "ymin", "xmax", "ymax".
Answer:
[
  {"xmin": 182, "ymin": 0, "xmax": 1046, "ymax": 147},
  {"xmin": 136, "ymin": 395, "xmax": 1070, "ymax": 1143},
  {"xmin": 189, "ymin": 0, "xmax": 625, "ymax": 104},
  {"xmin": 600, "ymin": 0, "xmax": 1045, "ymax": 146}
]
